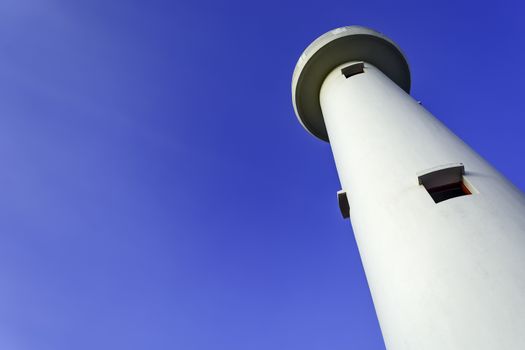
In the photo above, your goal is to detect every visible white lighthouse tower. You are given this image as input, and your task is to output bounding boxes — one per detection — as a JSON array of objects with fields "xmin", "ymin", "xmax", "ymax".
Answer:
[{"xmin": 292, "ymin": 26, "xmax": 525, "ymax": 349}]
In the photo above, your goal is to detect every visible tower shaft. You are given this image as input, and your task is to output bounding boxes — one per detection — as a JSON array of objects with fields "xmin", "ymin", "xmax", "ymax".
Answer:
[{"xmin": 320, "ymin": 61, "xmax": 525, "ymax": 349}]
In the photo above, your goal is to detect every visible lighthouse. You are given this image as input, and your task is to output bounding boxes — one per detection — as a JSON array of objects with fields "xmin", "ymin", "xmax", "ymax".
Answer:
[{"xmin": 292, "ymin": 26, "xmax": 525, "ymax": 349}]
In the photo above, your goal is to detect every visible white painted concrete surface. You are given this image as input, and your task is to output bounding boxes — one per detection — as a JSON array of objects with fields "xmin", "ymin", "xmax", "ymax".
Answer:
[{"xmin": 319, "ymin": 61, "xmax": 525, "ymax": 349}]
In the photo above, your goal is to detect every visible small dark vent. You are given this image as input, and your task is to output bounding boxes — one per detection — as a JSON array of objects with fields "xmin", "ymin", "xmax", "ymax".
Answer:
[
  {"xmin": 337, "ymin": 190, "xmax": 350, "ymax": 219},
  {"xmin": 341, "ymin": 62, "xmax": 364, "ymax": 78}
]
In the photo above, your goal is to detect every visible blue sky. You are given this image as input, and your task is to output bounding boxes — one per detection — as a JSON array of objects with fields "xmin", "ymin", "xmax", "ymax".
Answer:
[{"xmin": 0, "ymin": 0, "xmax": 523, "ymax": 349}]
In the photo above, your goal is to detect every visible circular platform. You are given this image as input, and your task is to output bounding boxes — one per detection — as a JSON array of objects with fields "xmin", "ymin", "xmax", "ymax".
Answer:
[{"xmin": 292, "ymin": 26, "xmax": 411, "ymax": 142}]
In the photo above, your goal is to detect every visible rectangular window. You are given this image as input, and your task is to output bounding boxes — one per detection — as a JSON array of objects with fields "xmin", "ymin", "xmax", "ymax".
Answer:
[
  {"xmin": 425, "ymin": 181, "xmax": 471, "ymax": 203},
  {"xmin": 418, "ymin": 163, "xmax": 475, "ymax": 203}
]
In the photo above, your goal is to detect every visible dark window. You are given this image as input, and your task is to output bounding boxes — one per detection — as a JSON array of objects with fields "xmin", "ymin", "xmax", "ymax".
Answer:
[
  {"xmin": 426, "ymin": 181, "xmax": 471, "ymax": 203},
  {"xmin": 418, "ymin": 163, "xmax": 475, "ymax": 204}
]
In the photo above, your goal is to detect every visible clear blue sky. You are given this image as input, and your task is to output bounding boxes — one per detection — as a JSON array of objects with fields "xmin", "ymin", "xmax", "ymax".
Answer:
[{"xmin": 0, "ymin": 0, "xmax": 524, "ymax": 349}]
